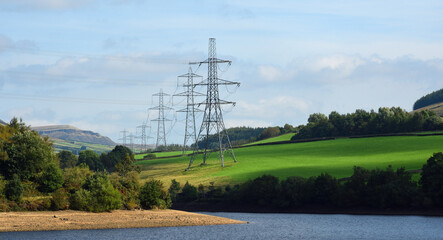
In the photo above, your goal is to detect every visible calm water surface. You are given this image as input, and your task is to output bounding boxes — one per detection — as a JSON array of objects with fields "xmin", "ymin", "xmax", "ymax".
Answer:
[{"xmin": 1, "ymin": 212, "xmax": 442, "ymax": 240}]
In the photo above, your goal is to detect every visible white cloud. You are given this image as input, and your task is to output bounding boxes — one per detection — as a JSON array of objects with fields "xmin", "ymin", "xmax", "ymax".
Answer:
[
  {"xmin": 258, "ymin": 65, "xmax": 284, "ymax": 82},
  {"xmin": 234, "ymin": 96, "xmax": 311, "ymax": 120}
]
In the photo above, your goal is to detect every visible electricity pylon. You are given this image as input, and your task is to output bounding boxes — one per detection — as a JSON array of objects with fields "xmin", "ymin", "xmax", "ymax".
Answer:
[
  {"xmin": 128, "ymin": 132, "xmax": 135, "ymax": 152},
  {"xmin": 186, "ymin": 38, "xmax": 240, "ymax": 170},
  {"xmin": 136, "ymin": 121, "xmax": 152, "ymax": 152},
  {"xmin": 119, "ymin": 129, "xmax": 128, "ymax": 146},
  {"xmin": 173, "ymin": 67, "xmax": 204, "ymax": 155},
  {"xmin": 149, "ymin": 89, "xmax": 173, "ymax": 149}
]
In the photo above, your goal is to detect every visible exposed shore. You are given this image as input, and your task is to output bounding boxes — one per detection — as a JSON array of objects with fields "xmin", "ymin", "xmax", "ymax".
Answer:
[
  {"xmin": 0, "ymin": 210, "xmax": 246, "ymax": 232},
  {"xmin": 173, "ymin": 203, "xmax": 443, "ymax": 217}
]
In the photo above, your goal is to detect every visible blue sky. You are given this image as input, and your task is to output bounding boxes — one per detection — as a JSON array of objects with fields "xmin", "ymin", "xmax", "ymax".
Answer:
[{"xmin": 1, "ymin": 0, "xmax": 443, "ymax": 144}]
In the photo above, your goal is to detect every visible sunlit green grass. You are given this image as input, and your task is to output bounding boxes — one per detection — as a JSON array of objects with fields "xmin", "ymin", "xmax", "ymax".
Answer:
[
  {"xmin": 136, "ymin": 135, "xmax": 443, "ymax": 187},
  {"xmin": 52, "ymin": 139, "xmax": 114, "ymax": 153},
  {"xmin": 243, "ymin": 133, "xmax": 296, "ymax": 146},
  {"xmin": 135, "ymin": 151, "xmax": 193, "ymax": 160}
]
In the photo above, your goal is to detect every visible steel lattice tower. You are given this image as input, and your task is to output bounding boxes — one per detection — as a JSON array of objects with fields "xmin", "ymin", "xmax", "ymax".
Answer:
[
  {"xmin": 128, "ymin": 133, "xmax": 135, "ymax": 152},
  {"xmin": 119, "ymin": 129, "xmax": 128, "ymax": 146},
  {"xmin": 149, "ymin": 89, "xmax": 172, "ymax": 148},
  {"xmin": 136, "ymin": 121, "xmax": 151, "ymax": 152},
  {"xmin": 186, "ymin": 38, "xmax": 240, "ymax": 170},
  {"xmin": 173, "ymin": 67, "xmax": 204, "ymax": 155}
]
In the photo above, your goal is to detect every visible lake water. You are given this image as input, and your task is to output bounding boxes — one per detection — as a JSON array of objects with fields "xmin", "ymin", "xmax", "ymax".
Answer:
[{"xmin": 1, "ymin": 212, "xmax": 442, "ymax": 240}]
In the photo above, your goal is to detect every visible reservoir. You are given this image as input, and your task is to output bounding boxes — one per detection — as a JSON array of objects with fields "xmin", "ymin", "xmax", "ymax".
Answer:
[{"xmin": 1, "ymin": 212, "xmax": 442, "ymax": 239}]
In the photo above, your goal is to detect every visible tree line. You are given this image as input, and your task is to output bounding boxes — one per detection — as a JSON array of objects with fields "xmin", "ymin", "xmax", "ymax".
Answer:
[
  {"xmin": 291, "ymin": 107, "xmax": 443, "ymax": 140},
  {"xmin": 413, "ymin": 88, "xmax": 443, "ymax": 110},
  {"xmin": 0, "ymin": 118, "xmax": 170, "ymax": 212},
  {"xmin": 169, "ymin": 153, "xmax": 443, "ymax": 211},
  {"xmin": 195, "ymin": 125, "xmax": 297, "ymax": 149}
]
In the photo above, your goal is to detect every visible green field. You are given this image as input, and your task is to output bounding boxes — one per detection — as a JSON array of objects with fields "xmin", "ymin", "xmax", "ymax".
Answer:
[
  {"xmin": 136, "ymin": 135, "xmax": 443, "ymax": 186},
  {"xmin": 243, "ymin": 133, "xmax": 296, "ymax": 146},
  {"xmin": 135, "ymin": 151, "xmax": 193, "ymax": 160},
  {"xmin": 52, "ymin": 138, "xmax": 114, "ymax": 154}
]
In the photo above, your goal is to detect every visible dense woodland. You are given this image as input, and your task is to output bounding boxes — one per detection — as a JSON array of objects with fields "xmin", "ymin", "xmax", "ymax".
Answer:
[
  {"xmin": 196, "ymin": 125, "xmax": 296, "ymax": 148},
  {"xmin": 171, "ymin": 153, "xmax": 443, "ymax": 211},
  {"xmin": 413, "ymin": 88, "xmax": 443, "ymax": 110},
  {"xmin": 0, "ymin": 118, "xmax": 169, "ymax": 212},
  {"xmin": 291, "ymin": 107, "xmax": 443, "ymax": 140},
  {"xmin": 196, "ymin": 127, "xmax": 266, "ymax": 149}
]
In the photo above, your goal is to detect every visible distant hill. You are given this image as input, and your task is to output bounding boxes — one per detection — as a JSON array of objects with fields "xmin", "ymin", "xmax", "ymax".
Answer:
[
  {"xmin": 411, "ymin": 102, "xmax": 443, "ymax": 117},
  {"xmin": 413, "ymin": 88, "xmax": 443, "ymax": 110},
  {"xmin": 32, "ymin": 125, "xmax": 116, "ymax": 146},
  {"xmin": 0, "ymin": 119, "xmax": 5, "ymax": 125}
]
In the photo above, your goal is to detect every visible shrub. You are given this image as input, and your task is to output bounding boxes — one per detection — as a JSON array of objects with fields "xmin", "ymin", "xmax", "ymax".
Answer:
[
  {"xmin": 139, "ymin": 179, "xmax": 171, "ymax": 209},
  {"xmin": 51, "ymin": 188, "xmax": 69, "ymax": 210},
  {"xmin": 84, "ymin": 173, "xmax": 121, "ymax": 212},
  {"xmin": 110, "ymin": 171, "xmax": 140, "ymax": 210},
  {"xmin": 143, "ymin": 153, "xmax": 156, "ymax": 160},
  {"xmin": 5, "ymin": 174, "xmax": 23, "ymax": 202},
  {"xmin": 168, "ymin": 179, "xmax": 181, "ymax": 202},
  {"xmin": 70, "ymin": 189, "xmax": 91, "ymax": 211},
  {"xmin": 63, "ymin": 164, "xmax": 93, "ymax": 194},
  {"xmin": 420, "ymin": 152, "xmax": 443, "ymax": 207},
  {"xmin": 38, "ymin": 163, "xmax": 63, "ymax": 193},
  {"xmin": 57, "ymin": 150, "xmax": 78, "ymax": 169},
  {"xmin": 0, "ymin": 176, "xmax": 6, "ymax": 199},
  {"xmin": 179, "ymin": 181, "xmax": 198, "ymax": 202},
  {"xmin": 70, "ymin": 173, "xmax": 121, "ymax": 212}
]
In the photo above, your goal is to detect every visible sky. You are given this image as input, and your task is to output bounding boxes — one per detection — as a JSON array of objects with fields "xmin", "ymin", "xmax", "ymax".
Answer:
[{"xmin": 1, "ymin": 0, "xmax": 443, "ymax": 144}]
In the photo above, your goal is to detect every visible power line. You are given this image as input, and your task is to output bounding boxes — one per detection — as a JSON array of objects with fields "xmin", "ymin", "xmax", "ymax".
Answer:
[
  {"xmin": 186, "ymin": 38, "xmax": 240, "ymax": 170},
  {"xmin": 0, "ymin": 92, "xmax": 148, "ymax": 105},
  {"xmin": 2, "ymin": 70, "xmax": 173, "ymax": 86},
  {"xmin": 0, "ymin": 46, "xmax": 191, "ymax": 65}
]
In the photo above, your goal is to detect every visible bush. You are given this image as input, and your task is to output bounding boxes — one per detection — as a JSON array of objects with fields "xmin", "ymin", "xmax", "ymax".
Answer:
[
  {"xmin": 143, "ymin": 153, "xmax": 157, "ymax": 160},
  {"xmin": 0, "ymin": 176, "xmax": 6, "ymax": 199},
  {"xmin": 179, "ymin": 181, "xmax": 198, "ymax": 202},
  {"xmin": 168, "ymin": 179, "xmax": 181, "ymax": 202},
  {"xmin": 5, "ymin": 174, "xmax": 23, "ymax": 202},
  {"xmin": 420, "ymin": 152, "xmax": 443, "ymax": 207},
  {"xmin": 84, "ymin": 173, "xmax": 121, "ymax": 212},
  {"xmin": 51, "ymin": 188, "xmax": 69, "ymax": 210},
  {"xmin": 70, "ymin": 173, "xmax": 121, "ymax": 212},
  {"xmin": 110, "ymin": 171, "xmax": 140, "ymax": 210},
  {"xmin": 139, "ymin": 179, "xmax": 171, "ymax": 209},
  {"xmin": 38, "ymin": 163, "xmax": 63, "ymax": 193},
  {"xmin": 57, "ymin": 150, "xmax": 78, "ymax": 169},
  {"xmin": 70, "ymin": 189, "xmax": 91, "ymax": 211},
  {"xmin": 63, "ymin": 164, "xmax": 93, "ymax": 194}
]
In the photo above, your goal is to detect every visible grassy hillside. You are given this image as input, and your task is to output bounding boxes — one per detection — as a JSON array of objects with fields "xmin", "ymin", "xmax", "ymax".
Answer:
[
  {"xmin": 135, "ymin": 151, "xmax": 193, "ymax": 160},
  {"xmin": 411, "ymin": 102, "xmax": 443, "ymax": 117},
  {"xmin": 33, "ymin": 125, "xmax": 116, "ymax": 146},
  {"xmin": 243, "ymin": 133, "xmax": 296, "ymax": 146},
  {"xmin": 51, "ymin": 138, "xmax": 114, "ymax": 154},
  {"xmin": 136, "ymin": 135, "xmax": 443, "ymax": 186}
]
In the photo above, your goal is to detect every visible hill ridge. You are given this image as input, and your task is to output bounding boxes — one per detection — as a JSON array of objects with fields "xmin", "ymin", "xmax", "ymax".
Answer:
[{"xmin": 31, "ymin": 125, "xmax": 116, "ymax": 146}]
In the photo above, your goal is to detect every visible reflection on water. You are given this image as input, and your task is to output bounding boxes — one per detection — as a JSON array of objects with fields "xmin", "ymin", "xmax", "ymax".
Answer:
[{"xmin": 1, "ymin": 212, "xmax": 442, "ymax": 240}]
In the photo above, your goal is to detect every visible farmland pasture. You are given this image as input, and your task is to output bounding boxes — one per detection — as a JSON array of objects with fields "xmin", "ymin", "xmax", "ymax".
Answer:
[{"xmin": 136, "ymin": 135, "xmax": 443, "ymax": 186}]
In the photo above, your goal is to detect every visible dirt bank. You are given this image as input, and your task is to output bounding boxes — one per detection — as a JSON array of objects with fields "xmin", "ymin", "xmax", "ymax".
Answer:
[{"xmin": 0, "ymin": 210, "xmax": 246, "ymax": 232}]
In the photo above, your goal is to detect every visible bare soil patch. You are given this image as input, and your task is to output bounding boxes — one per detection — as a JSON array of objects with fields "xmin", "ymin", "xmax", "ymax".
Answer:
[{"xmin": 0, "ymin": 210, "xmax": 246, "ymax": 232}]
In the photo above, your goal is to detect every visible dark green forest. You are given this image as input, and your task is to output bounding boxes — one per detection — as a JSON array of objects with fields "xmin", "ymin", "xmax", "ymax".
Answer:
[
  {"xmin": 291, "ymin": 107, "xmax": 443, "ymax": 140},
  {"xmin": 171, "ymin": 153, "xmax": 443, "ymax": 211},
  {"xmin": 0, "ymin": 118, "xmax": 169, "ymax": 212},
  {"xmin": 196, "ymin": 127, "xmax": 266, "ymax": 149},
  {"xmin": 414, "ymin": 88, "xmax": 443, "ymax": 110}
]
